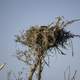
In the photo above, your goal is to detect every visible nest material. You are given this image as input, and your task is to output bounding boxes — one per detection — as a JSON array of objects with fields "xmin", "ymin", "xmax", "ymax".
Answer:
[
  {"xmin": 15, "ymin": 17, "xmax": 80, "ymax": 55},
  {"xmin": 16, "ymin": 26, "xmax": 73, "ymax": 50},
  {"xmin": 15, "ymin": 17, "xmax": 80, "ymax": 80},
  {"xmin": 20, "ymin": 26, "xmax": 56, "ymax": 49}
]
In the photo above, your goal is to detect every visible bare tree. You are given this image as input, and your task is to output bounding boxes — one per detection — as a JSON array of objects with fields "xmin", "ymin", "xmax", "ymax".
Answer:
[{"xmin": 15, "ymin": 16, "xmax": 80, "ymax": 80}]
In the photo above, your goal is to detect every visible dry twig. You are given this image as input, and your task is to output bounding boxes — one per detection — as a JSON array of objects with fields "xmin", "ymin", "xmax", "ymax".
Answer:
[{"xmin": 15, "ymin": 16, "xmax": 80, "ymax": 80}]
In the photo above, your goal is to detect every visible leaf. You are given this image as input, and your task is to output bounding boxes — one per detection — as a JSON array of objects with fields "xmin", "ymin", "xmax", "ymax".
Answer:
[{"xmin": 0, "ymin": 63, "xmax": 6, "ymax": 71}]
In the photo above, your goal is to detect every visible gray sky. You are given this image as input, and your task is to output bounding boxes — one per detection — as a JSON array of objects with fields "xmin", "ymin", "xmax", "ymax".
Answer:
[{"xmin": 0, "ymin": 0, "xmax": 80, "ymax": 80}]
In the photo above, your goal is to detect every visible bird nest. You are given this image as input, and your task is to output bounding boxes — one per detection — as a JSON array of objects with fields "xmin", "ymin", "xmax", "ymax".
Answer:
[{"xmin": 15, "ymin": 17, "xmax": 80, "ymax": 56}]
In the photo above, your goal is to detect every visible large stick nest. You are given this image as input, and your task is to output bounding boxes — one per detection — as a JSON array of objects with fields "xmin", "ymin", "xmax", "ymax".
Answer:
[{"xmin": 15, "ymin": 17, "xmax": 80, "ymax": 56}]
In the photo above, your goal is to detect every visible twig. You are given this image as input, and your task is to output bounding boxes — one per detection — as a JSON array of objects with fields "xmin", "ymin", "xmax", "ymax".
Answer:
[
  {"xmin": 38, "ymin": 59, "xmax": 43, "ymax": 80},
  {"xmin": 28, "ymin": 59, "xmax": 39, "ymax": 80},
  {"xmin": 71, "ymin": 70, "xmax": 77, "ymax": 80}
]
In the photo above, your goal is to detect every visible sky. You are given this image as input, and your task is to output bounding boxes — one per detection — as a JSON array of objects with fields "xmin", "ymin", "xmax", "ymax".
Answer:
[{"xmin": 0, "ymin": 0, "xmax": 80, "ymax": 80}]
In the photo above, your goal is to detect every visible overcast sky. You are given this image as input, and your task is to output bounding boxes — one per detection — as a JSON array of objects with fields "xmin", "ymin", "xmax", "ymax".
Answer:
[{"xmin": 0, "ymin": 0, "xmax": 80, "ymax": 80}]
